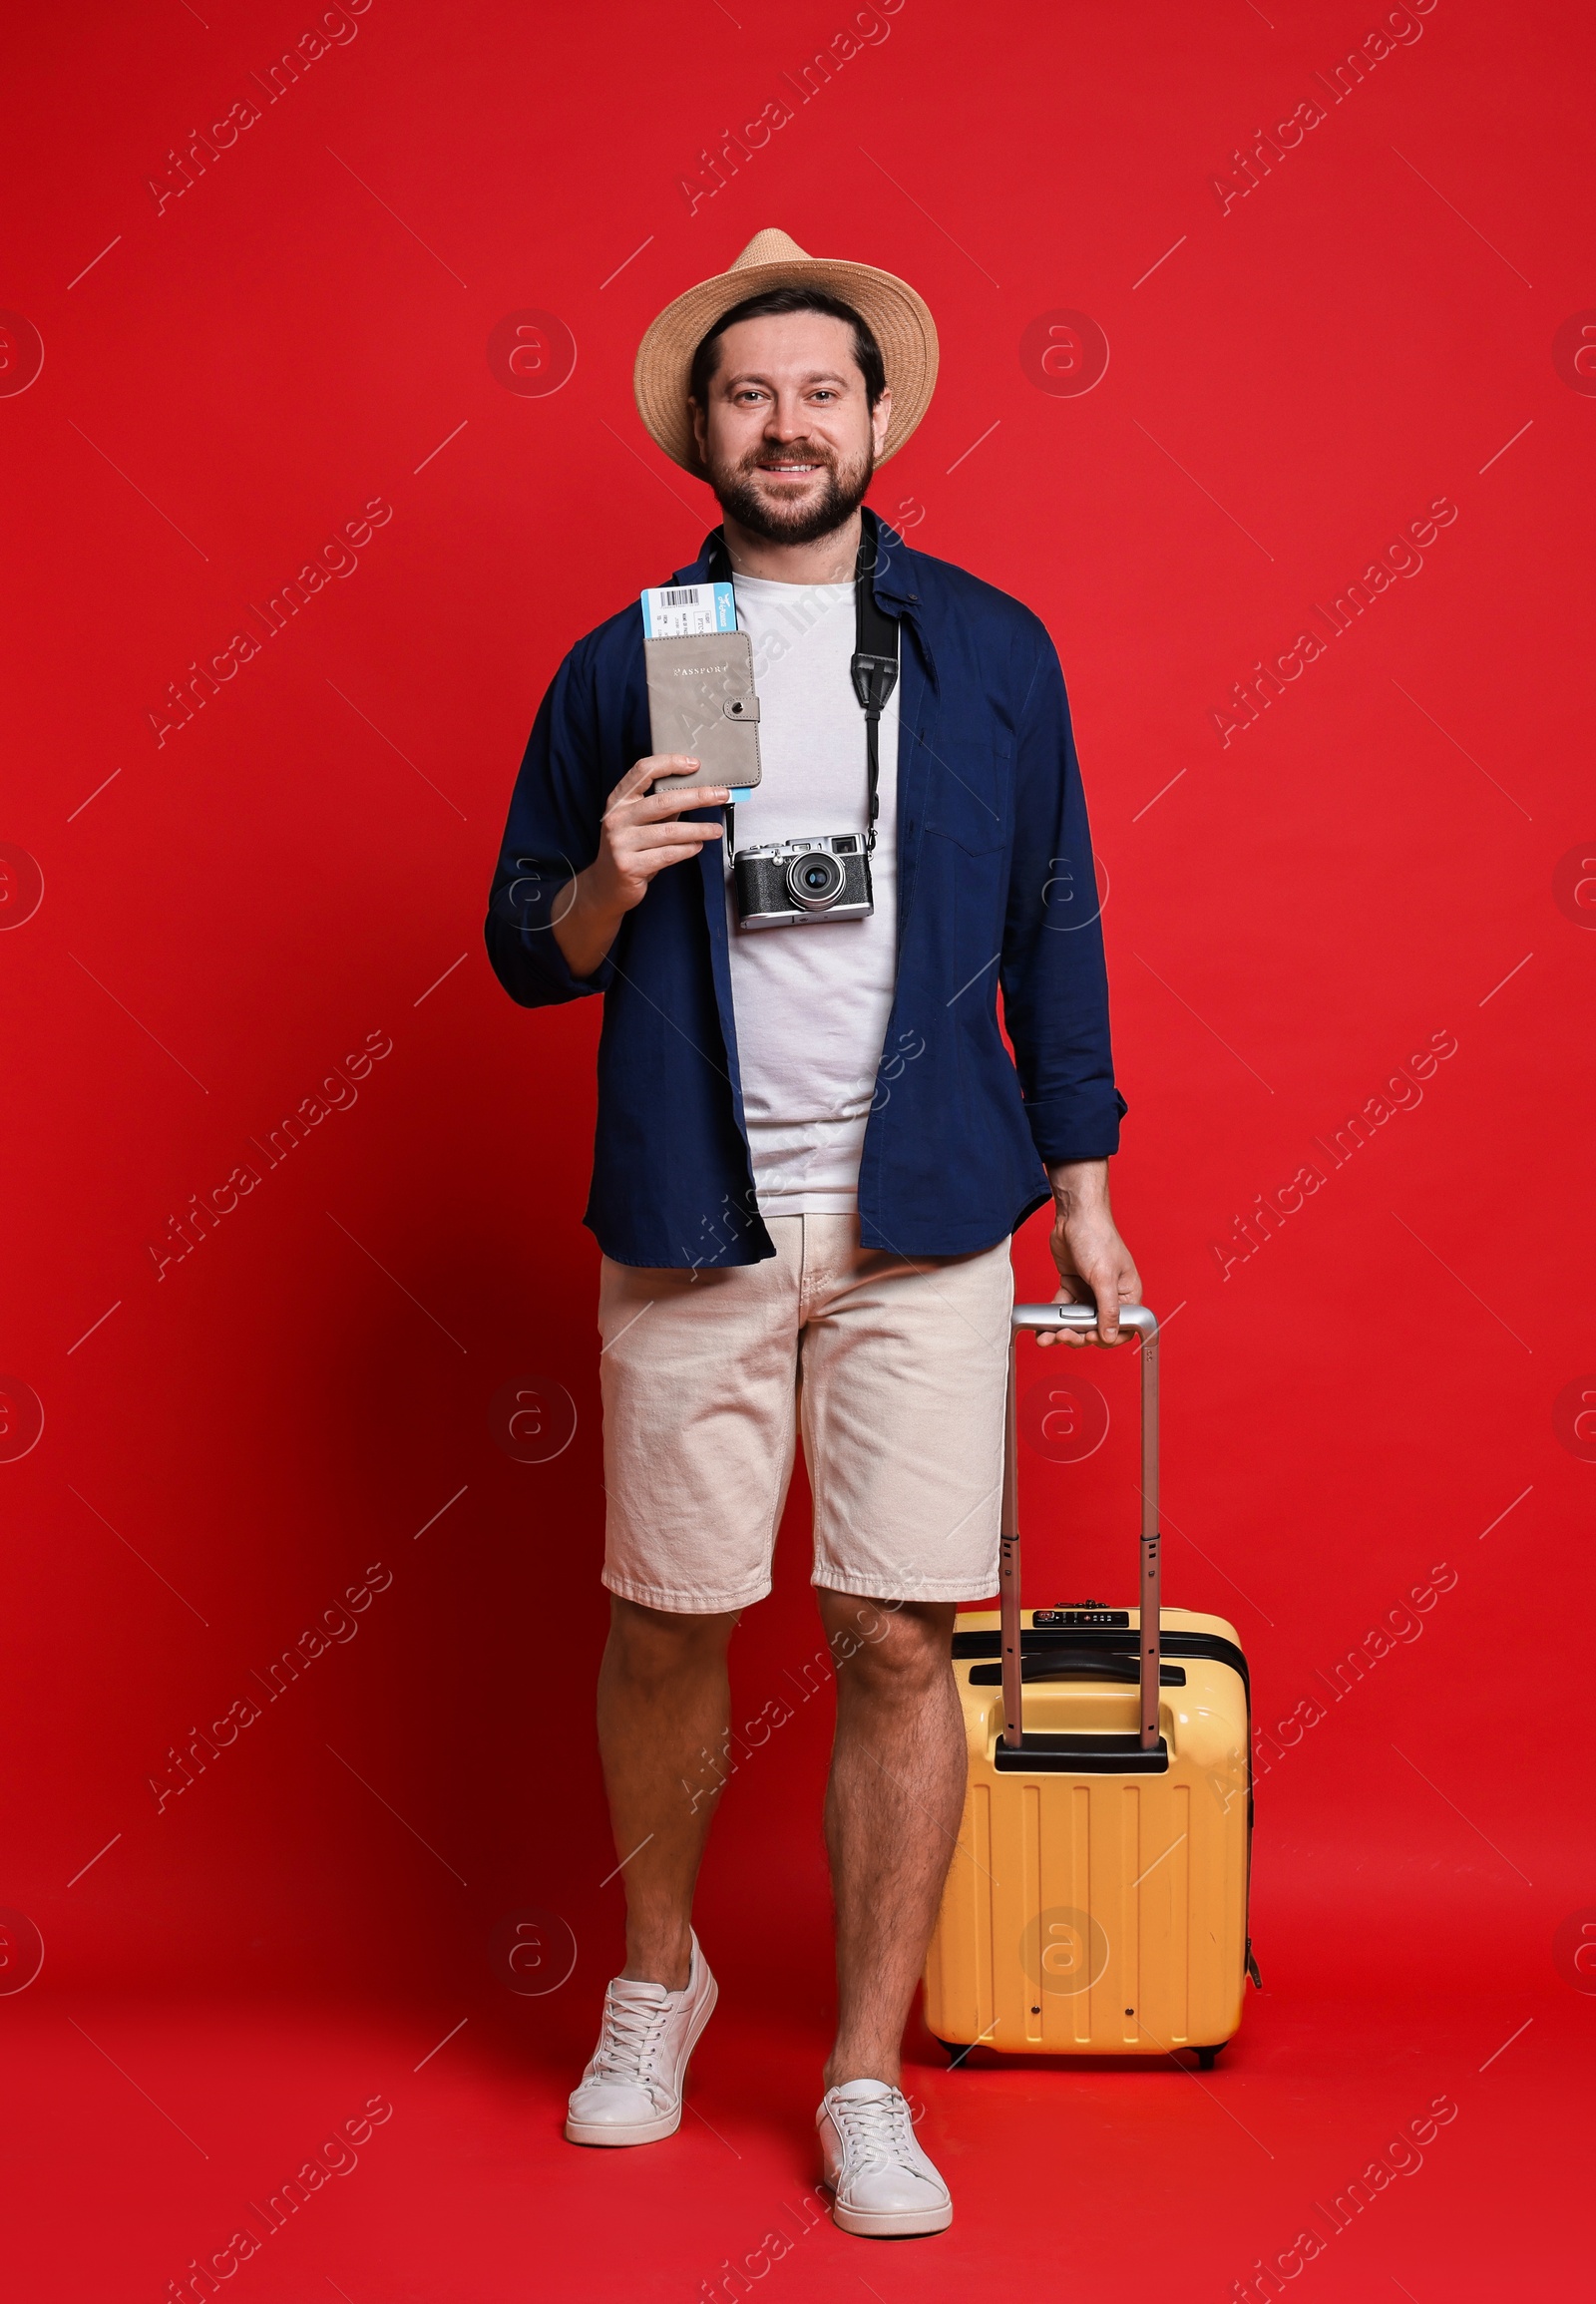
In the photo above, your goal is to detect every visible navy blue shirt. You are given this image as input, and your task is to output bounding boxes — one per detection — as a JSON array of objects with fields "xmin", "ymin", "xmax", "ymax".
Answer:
[{"xmin": 485, "ymin": 509, "xmax": 1124, "ymax": 1268}]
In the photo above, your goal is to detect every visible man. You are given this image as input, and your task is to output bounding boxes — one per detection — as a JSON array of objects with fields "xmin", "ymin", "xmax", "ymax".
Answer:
[{"xmin": 485, "ymin": 227, "xmax": 1139, "ymax": 2239}]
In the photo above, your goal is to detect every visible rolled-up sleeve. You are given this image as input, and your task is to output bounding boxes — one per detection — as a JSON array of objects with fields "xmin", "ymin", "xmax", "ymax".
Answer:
[
  {"xmin": 998, "ymin": 630, "xmax": 1127, "ymax": 1161},
  {"xmin": 484, "ymin": 635, "xmax": 615, "ymax": 1008}
]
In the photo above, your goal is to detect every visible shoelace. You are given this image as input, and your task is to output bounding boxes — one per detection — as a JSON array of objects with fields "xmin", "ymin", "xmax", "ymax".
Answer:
[
  {"xmin": 592, "ymin": 1990, "xmax": 671, "ymax": 2087},
  {"xmin": 833, "ymin": 2091, "xmax": 916, "ymax": 2169}
]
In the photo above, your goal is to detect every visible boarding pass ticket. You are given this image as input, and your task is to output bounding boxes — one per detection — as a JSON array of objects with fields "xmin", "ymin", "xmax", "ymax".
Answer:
[{"xmin": 640, "ymin": 580, "xmax": 737, "ymax": 639}]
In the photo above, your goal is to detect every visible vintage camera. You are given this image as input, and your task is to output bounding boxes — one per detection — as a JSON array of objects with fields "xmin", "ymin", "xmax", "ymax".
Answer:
[{"xmin": 732, "ymin": 835, "xmax": 874, "ymax": 929}]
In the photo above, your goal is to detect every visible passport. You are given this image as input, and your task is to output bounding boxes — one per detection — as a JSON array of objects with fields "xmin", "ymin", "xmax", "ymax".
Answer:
[{"xmin": 640, "ymin": 584, "xmax": 761, "ymax": 795}]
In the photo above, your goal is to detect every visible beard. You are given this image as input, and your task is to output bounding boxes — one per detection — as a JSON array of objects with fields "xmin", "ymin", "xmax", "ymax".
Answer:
[{"xmin": 707, "ymin": 436, "xmax": 875, "ymax": 547}]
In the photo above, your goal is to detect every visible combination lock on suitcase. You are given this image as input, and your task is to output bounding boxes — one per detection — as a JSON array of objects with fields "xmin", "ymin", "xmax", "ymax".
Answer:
[{"xmin": 922, "ymin": 1302, "xmax": 1257, "ymax": 2066}]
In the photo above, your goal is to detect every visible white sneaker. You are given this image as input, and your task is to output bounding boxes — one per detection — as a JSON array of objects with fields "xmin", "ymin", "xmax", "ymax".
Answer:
[
  {"xmin": 564, "ymin": 1933, "xmax": 717, "ymax": 2146},
  {"xmin": 817, "ymin": 2079, "xmax": 954, "ymax": 2237}
]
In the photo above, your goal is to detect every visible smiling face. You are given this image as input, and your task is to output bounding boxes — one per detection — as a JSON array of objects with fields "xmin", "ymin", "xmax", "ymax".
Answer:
[{"xmin": 689, "ymin": 310, "xmax": 893, "ymax": 546}]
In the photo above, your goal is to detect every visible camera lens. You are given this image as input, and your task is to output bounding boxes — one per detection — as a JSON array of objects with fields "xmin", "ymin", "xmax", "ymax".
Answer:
[{"xmin": 785, "ymin": 847, "xmax": 845, "ymax": 912}]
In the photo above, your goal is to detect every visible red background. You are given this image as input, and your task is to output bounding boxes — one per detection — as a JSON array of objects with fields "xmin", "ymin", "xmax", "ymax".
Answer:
[{"xmin": 3, "ymin": 0, "xmax": 1591, "ymax": 2293}]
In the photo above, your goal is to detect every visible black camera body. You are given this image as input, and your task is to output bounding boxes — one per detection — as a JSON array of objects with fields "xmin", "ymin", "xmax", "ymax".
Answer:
[{"xmin": 732, "ymin": 835, "xmax": 874, "ymax": 929}]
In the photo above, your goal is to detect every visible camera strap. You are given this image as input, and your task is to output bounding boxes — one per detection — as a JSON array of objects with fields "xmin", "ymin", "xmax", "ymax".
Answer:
[
  {"xmin": 706, "ymin": 518, "xmax": 901, "ymax": 856},
  {"xmin": 851, "ymin": 521, "xmax": 900, "ymax": 857}
]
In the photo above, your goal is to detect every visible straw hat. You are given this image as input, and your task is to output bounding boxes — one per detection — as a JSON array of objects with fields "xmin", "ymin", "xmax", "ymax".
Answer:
[{"xmin": 633, "ymin": 226, "xmax": 939, "ymax": 479}]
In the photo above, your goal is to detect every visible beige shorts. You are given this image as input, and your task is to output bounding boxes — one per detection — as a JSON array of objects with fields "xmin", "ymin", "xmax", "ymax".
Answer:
[{"xmin": 598, "ymin": 1213, "xmax": 1013, "ymax": 1614}]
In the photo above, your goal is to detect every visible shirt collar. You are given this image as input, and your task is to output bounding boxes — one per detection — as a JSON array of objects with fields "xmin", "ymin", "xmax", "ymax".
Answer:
[
  {"xmin": 668, "ymin": 506, "xmax": 930, "ymax": 689},
  {"xmin": 672, "ymin": 505, "xmax": 916, "ymax": 600}
]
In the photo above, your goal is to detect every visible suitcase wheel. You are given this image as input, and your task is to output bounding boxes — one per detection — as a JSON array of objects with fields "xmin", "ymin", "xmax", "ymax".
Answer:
[
  {"xmin": 1195, "ymin": 2045, "xmax": 1223, "ymax": 2071},
  {"xmin": 933, "ymin": 2037, "xmax": 970, "ymax": 2065}
]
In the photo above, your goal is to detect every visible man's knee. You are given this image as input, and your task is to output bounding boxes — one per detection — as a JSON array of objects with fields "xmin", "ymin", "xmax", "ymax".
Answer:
[
  {"xmin": 819, "ymin": 1593, "xmax": 955, "ymax": 1691},
  {"xmin": 605, "ymin": 1594, "xmax": 738, "ymax": 1686}
]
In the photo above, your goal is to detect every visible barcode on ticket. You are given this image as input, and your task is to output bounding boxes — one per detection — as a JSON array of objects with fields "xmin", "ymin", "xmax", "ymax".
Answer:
[{"xmin": 640, "ymin": 580, "xmax": 736, "ymax": 638}]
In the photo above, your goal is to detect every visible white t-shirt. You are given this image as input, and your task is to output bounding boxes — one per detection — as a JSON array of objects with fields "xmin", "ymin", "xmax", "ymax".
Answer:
[{"xmin": 724, "ymin": 572, "xmax": 900, "ymax": 1215}]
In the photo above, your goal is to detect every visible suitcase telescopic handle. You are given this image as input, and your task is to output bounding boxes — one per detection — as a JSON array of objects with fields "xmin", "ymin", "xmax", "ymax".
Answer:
[{"xmin": 1001, "ymin": 1302, "xmax": 1161, "ymax": 1752}]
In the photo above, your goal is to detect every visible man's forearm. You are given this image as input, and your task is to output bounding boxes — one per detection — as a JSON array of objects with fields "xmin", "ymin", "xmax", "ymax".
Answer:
[
  {"xmin": 551, "ymin": 868, "xmax": 626, "ymax": 981},
  {"xmin": 1045, "ymin": 1157, "xmax": 1110, "ymax": 1213}
]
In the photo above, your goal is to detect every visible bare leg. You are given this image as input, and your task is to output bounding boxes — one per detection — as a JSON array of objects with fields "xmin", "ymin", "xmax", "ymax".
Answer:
[
  {"xmin": 596, "ymin": 1595, "xmax": 739, "ymax": 1992},
  {"xmin": 816, "ymin": 1591, "xmax": 968, "ymax": 2089}
]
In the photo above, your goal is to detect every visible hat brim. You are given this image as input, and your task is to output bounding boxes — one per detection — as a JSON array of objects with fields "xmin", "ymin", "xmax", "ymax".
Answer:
[{"xmin": 633, "ymin": 252, "xmax": 939, "ymax": 480}]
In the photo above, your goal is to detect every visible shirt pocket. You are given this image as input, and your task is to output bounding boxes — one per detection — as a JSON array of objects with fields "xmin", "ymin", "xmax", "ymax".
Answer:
[{"xmin": 920, "ymin": 739, "xmax": 1007, "ymax": 855}]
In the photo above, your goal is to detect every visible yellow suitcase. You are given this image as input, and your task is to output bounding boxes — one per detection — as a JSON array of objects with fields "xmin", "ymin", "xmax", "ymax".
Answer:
[{"xmin": 923, "ymin": 1301, "xmax": 1257, "ymax": 2067}]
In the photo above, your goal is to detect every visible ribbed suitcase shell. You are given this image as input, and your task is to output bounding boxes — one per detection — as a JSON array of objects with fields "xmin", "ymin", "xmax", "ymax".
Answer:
[{"xmin": 923, "ymin": 1603, "xmax": 1252, "ymax": 2058}]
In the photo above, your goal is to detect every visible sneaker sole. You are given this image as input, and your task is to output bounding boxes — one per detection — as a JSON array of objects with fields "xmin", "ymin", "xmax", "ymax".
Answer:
[
  {"xmin": 565, "ymin": 2103, "xmax": 683, "ymax": 2147},
  {"xmin": 564, "ymin": 1972, "xmax": 719, "ymax": 2148},
  {"xmin": 828, "ymin": 2190, "xmax": 954, "ymax": 2239}
]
